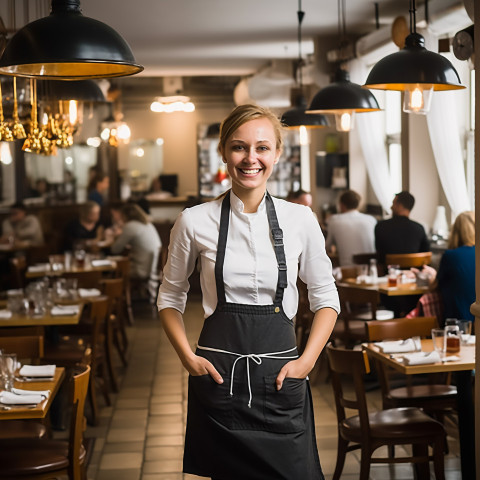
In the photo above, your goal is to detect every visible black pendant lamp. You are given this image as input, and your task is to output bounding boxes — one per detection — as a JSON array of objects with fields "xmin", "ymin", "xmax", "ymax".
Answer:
[
  {"xmin": 281, "ymin": 1, "xmax": 327, "ymax": 129},
  {"xmin": 0, "ymin": 0, "xmax": 143, "ymax": 79},
  {"xmin": 306, "ymin": 0, "xmax": 380, "ymax": 132},
  {"xmin": 363, "ymin": 0, "xmax": 464, "ymax": 114}
]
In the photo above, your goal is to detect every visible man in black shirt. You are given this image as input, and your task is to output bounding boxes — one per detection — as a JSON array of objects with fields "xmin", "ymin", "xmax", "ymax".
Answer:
[{"xmin": 375, "ymin": 191, "xmax": 430, "ymax": 260}]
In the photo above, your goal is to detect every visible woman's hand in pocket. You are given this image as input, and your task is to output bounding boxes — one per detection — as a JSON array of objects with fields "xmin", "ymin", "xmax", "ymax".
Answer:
[
  {"xmin": 275, "ymin": 359, "xmax": 310, "ymax": 391},
  {"xmin": 184, "ymin": 354, "xmax": 224, "ymax": 384}
]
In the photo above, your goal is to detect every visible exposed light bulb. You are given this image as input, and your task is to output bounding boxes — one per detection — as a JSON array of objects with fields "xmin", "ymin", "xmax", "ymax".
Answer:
[
  {"xmin": 299, "ymin": 125, "xmax": 309, "ymax": 146},
  {"xmin": 68, "ymin": 100, "xmax": 78, "ymax": 125},
  {"xmin": 0, "ymin": 142, "xmax": 12, "ymax": 165},
  {"xmin": 135, "ymin": 147, "xmax": 145, "ymax": 157},
  {"xmin": 335, "ymin": 112, "xmax": 355, "ymax": 132},
  {"xmin": 65, "ymin": 156, "xmax": 73, "ymax": 165},
  {"xmin": 100, "ymin": 128, "xmax": 110, "ymax": 141},
  {"xmin": 117, "ymin": 123, "xmax": 131, "ymax": 141},
  {"xmin": 403, "ymin": 85, "xmax": 433, "ymax": 114},
  {"xmin": 156, "ymin": 138, "xmax": 164, "ymax": 146}
]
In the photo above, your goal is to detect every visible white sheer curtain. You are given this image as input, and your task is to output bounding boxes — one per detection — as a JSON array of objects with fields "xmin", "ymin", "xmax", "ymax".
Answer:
[
  {"xmin": 349, "ymin": 59, "xmax": 396, "ymax": 213},
  {"xmin": 426, "ymin": 92, "xmax": 471, "ymax": 218}
]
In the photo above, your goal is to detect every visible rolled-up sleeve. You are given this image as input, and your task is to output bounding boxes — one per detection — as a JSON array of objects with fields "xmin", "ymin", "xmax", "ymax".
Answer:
[
  {"xmin": 298, "ymin": 210, "xmax": 340, "ymax": 315},
  {"xmin": 157, "ymin": 210, "xmax": 199, "ymax": 314}
]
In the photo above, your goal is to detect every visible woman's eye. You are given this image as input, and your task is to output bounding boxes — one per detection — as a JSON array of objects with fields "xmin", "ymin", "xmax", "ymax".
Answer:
[
  {"xmin": 232, "ymin": 145, "xmax": 244, "ymax": 151},
  {"xmin": 257, "ymin": 145, "xmax": 269, "ymax": 152}
]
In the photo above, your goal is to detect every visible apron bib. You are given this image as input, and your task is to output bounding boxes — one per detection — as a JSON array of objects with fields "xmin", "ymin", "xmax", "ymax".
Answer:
[{"xmin": 184, "ymin": 192, "xmax": 324, "ymax": 480}]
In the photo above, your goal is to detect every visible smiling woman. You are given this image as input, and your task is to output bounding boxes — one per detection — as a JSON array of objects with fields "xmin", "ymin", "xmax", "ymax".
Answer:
[{"xmin": 158, "ymin": 104, "xmax": 339, "ymax": 480}]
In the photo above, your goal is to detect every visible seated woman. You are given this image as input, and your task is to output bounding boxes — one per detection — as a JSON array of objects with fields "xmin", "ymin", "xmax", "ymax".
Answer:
[
  {"xmin": 109, "ymin": 203, "xmax": 162, "ymax": 281},
  {"xmin": 412, "ymin": 211, "xmax": 475, "ymax": 327},
  {"xmin": 64, "ymin": 201, "xmax": 103, "ymax": 252}
]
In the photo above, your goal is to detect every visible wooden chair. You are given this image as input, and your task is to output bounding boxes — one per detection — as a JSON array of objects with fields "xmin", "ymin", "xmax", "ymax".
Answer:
[
  {"xmin": 0, "ymin": 364, "xmax": 91, "ymax": 480},
  {"xmin": 365, "ymin": 317, "xmax": 457, "ymax": 417},
  {"xmin": 44, "ymin": 297, "xmax": 111, "ymax": 426},
  {"xmin": 385, "ymin": 252, "xmax": 432, "ymax": 268},
  {"xmin": 112, "ymin": 256, "xmax": 134, "ymax": 326},
  {"xmin": 326, "ymin": 345, "xmax": 446, "ymax": 480},
  {"xmin": 333, "ymin": 285, "xmax": 394, "ymax": 348},
  {"xmin": 0, "ymin": 331, "xmax": 48, "ymax": 440},
  {"xmin": 63, "ymin": 270, "xmax": 103, "ymax": 289}
]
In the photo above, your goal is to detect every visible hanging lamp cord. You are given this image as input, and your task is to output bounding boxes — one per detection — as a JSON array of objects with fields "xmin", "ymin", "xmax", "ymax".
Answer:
[
  {"xmin": 409, "ymin": 0, "xmax": 417, "ymax": 34},
  {"xmin": 296, "ymin": 0, "xmax": 305, "ymax": 89}
]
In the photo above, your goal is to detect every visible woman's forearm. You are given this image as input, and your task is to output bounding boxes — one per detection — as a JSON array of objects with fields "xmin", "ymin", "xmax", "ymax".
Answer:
[
  {"xmin": 159, "ymin": 308, "xmax": 196, "ymax": 367},
  {"xmin": 299, "ymin": 307, "xmax": 337, "ymax": 372}
]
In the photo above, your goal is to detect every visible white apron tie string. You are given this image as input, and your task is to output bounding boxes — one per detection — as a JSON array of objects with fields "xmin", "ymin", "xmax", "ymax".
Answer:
[{"xmin": 197, "ymin": 345, "xmax": 298, "ymax": 408}]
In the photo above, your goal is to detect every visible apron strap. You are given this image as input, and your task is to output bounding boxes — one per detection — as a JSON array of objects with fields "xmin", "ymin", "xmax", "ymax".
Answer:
[
  {"xmin": 215, "ymin": 191, "xmax": 231, "ymax": 304},
  {"xmin": 265, "ymin": 192, "xmax": 288, "ymax": 305},
  {"xmin": 214, "ymin": 190, "xmax": 288, "ymax": 306}
]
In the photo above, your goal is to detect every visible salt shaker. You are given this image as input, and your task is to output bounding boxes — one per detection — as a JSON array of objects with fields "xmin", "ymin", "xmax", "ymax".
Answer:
[{"xmin": 369, "ymin": 258, "xmax": 378, "ymax": 282}]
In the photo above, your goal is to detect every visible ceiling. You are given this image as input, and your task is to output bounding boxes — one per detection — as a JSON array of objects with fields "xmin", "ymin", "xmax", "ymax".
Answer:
[{"xmin": 78, "ymin": 0, "xmax": 407, "ymax": 77}]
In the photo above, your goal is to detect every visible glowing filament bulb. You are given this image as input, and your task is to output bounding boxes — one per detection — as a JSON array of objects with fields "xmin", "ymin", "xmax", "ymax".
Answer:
[{"xmin": 69, "ymin": 100, "xmax": 78, "ymax": 125}]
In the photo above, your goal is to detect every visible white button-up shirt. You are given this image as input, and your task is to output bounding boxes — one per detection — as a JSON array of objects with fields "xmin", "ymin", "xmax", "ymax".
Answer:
[{"xmin": 157, "ymin": 192, "xmax": 339, "ymax": 319}]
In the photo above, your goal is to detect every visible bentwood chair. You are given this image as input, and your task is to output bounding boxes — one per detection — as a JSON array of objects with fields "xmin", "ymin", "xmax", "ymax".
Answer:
[
  {"xmin": 332, "ymin": 285, "xmax": 394, "ymax": 348},
  {"xmin": 0, "ymin": 364, "xmax": 91, "ymax": 480},
  {"xmin": 365, "ymin": 317, "xmax": 457, "ymax": 418},
  {"xmin": 326, "ymin": 345, "xmax": 446, "ymax": 480},
  {"xmin": 385, "ymin": 252, "xmax": 432, "ymax": 269}
]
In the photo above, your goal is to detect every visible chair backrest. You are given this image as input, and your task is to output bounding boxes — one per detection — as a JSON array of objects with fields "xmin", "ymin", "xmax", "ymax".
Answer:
[
  {"xmin": 337, "ymin": 266, "xmax": 359, "ymax": 281},
  {"xmin": 88, "ymin": 296, "xmax": 109, "ymax": 352},
  {"xmin": 337, "ymin": 284, "xmax": 381, "ymax": 320},
  {"xmin": 99, "ymin": 277, "xmax": 124, "ymax": 319},
  {"xmin": 385, "ymin": 252, "xmax": 432, "ymax": 268},
  {"xmin": 326, "ymin": 344, "xmax": 371, "ymax": 434},
  {"xmin": 9, "ymin": 256, "xmax": 27, "ymax": 289},
  {"xmin": 352, "ymin": 252, "xmax": 380, "ymax": 265},
  {"xmin": 0, "ymin": 335, "xmax": 44, "ymax": 360},
  {"xmin": 68, "ymin": 364, "xmax": 91, "ymax": 480},
  {"xmin": 366, "ymin": 316, "xmax": 438, "ymax": 342}
]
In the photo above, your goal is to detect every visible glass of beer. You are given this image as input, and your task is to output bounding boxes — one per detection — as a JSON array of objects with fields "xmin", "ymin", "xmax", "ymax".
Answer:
[{"xmin": 387, "ymin": 264, "xmax": 400, "ymax": 287}]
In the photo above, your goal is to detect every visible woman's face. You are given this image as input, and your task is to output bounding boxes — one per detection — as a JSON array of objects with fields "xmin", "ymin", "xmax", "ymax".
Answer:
[{"xmin": 222, "ymin": 118, "xmax": 281, "ymax": 196}]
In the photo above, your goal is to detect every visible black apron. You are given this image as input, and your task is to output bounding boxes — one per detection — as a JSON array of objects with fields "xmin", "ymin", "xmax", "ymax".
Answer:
[{"xmin": 184, "ymin": 191, "xmax": 324, "ymax": 480}]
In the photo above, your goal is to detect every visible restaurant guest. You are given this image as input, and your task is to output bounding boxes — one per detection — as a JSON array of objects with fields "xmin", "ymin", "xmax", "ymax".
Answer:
[
  {"xmin": 414, "ymin": 211, "xmax": 475, "ymax": 327},
  {"xmin": 286, "ymin": 188, "xmax": 313, "ymax": 208},
  {"xmin": 0, "ymin": 202, "xmax": 44, "ymax": 245},
  {"xmin": 375, "ymin": 191, "xmax": 430, "ymax": 262},
  {"xmin": 63, "ymin": 201, "xmax": 104, "ymax": 252},
  {"xmin": 110, "ymin": 203, "xmax": 161, "ymax": 280},
  {"xmin": 87, "ymin": 173, "xmax": 110, "ymax": 206},
  {"xmin": 326, "ymin": 189, "xmax": 376, "ymax": 266},
  {"xmin": 158, "ymin": 104, "xmax": 338, "ymax": 479}
]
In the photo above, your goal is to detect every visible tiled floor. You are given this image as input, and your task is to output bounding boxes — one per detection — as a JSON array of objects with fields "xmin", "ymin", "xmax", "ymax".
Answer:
[{"xmin": 82, "ymin": 295, "xmax": 462, "ymax": 480}]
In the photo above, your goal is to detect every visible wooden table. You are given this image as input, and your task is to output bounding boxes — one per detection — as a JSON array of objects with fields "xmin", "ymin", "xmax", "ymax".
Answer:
[
  {"xmin": 340, "ymin": 277, "xmax": 429, "ymax": 297},
  {"xmin": 25, "ymin": 260, "xmax": 117, "ymax": 279},
  {"xmin": 364, "ymin": 340, "xmax": 475, "ymax": 479},
  {"xmin": 0, "ymin": 367, "xmax": 65, "ymax": 420},
  {"xmin": 0, "ymin": 304, "xmax": 84, "ymax": 327}
]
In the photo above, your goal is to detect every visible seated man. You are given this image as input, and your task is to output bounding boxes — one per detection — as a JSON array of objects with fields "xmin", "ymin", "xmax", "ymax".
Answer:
[
  {"xmin": 63, "ymin": 201, "xmax": 104, "ymax": 252},
  {"xmin": 1, "ymin": 202, "xmax": 44, "ymax": 245},
  {"xmin": 326, "ymin": 190, "xmax": 377, "ymax": 266},
  {"xmin": 375, "ymin": 191, "xmax": 430, "ymax": 262}
]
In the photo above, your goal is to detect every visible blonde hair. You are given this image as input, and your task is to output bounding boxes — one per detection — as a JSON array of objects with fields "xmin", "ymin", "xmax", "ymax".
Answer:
[
  {"xmin": 448, "ymin": 211, "xmax": 475, "ymax": 249},
  {"xmin": 121, "ymin": 203, "xmax": 149, "ymax": 225},
  {"xmin": 218, "ymin": 104, "xmax": 284, "ymax": 156}
]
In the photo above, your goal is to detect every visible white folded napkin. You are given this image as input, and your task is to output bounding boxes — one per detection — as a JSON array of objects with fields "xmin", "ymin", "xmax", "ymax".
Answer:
[
  {"xmin": 78, "ymin": 288, "xmax": 101, "ymax": 298},
  {"xmin": 403, "ymin": 351, "xmax": 441, "ymax": 365},
  {"xmin": 466, "ymin": 335, "xmax": 475, "ymax": 345},
  {"xmin": 11, "ymin": 387, "xmax": 50, "ymax": 398},
  {"xmin": 27, "ymin": 263, "xmax": 50, "ymax": 273},
  {"xmin": 375, "ymin": 338, "xmax": 418, "ymax": 353},
  {"xmin": 0, "ymin": 310, "xmax": 12, "ymax": 319},
  {"xmin": 19, "ymin": 364, "xmax": 56, "ymax": 378},
  {"xmin": 50, "ymin": 305, "xmax": 80, "ymax": 316},
  {"xmin": 91, "ymin": 259, "xmax": 114, "ymax": 267},
  {"xmin": 0, "ymin": 391, "xmax": 44, "ymax": 405}
]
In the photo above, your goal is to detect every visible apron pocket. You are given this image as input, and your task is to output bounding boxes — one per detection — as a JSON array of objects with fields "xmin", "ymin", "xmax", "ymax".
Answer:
[
  {"xmin": 189, "ymin": 373, "xmax": 232, "ymax": 428},
  {"xmin": 264, "ymin": 376, "xmax": 307, "ymax": 433}
]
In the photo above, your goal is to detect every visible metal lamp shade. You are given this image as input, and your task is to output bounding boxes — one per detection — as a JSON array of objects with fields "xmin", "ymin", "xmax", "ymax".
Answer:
[
  {"xmin": 307, "ymin": 69, "xmax": 380, "ymax": 114},
  {"xmin": 364, "ymin": 33, "xmax": 464, "ymax": 91},
  {"xmin": 0, "ymin": 0, "xmax": 143, "ymax": 79},
  {"xmin": 281, "ymin": 95, "xmax": 328, "ymax": 129},
  {"xmin": 37, "ymin": 80, "xmax": 106, "ymax": 102}
]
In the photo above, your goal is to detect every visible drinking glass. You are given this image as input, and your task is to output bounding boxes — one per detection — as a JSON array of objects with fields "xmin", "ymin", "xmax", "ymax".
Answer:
[
  {"xmin": 431, "ymin": 328, "xmax": 446, "ymax": 358},
  {"xmin": 445, "ymin": 325, "xmax": 461, "ymax": 354},
  {"xmin": 387, "ymin": 264, "xmax": 400, "ymax": 287},
  {"xmin": 457, "ymin": 320, "xmax": 472, "ymax": 345},
  {"xmin": 7, "ymin": 289, "xmax": 26, "ymax": 314},
  {"xmin": 1, "ymin": 353, "xmax": 17, "ymax": 391}
]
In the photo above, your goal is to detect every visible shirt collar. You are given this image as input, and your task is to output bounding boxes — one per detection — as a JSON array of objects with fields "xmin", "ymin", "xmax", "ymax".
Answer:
[{"xmin": 230, "ymin": 190, "xmax": 267, "ymax": 215}]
